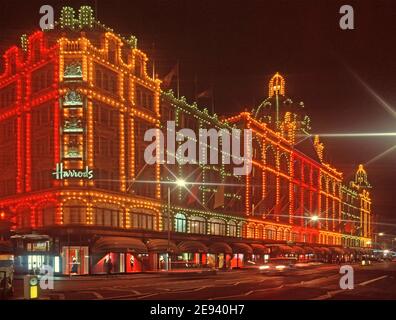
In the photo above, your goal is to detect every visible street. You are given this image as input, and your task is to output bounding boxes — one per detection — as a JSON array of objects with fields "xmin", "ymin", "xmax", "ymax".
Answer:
[{"xmin": 11, "ymin": 262, "xmax": 396, "ymax": 300}]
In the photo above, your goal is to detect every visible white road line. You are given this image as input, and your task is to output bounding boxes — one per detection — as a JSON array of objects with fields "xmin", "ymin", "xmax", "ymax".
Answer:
[
  {"xmin": 83, "ymin": 291, "xmax": 104, "ymax": 299},
  {"xmin": 358, "ymin": 275, "xmax": 388, "ymax": 286},
  {"xmin": 311, "ymin": 275, "xmax": 389, "ymax": 300},
  {"xmin": 101, "ymin": 286, "xmax": 142, "ymax": 295}
]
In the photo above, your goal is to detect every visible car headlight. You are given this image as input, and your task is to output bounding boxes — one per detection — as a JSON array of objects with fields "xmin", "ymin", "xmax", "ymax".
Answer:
[
  {"xmin": 259, "ymin": 265, "xmax": 270, "ymax": 270},
  {"xmin": 275, "ymin": 265, "xmax": 286, "ymax": 270}
]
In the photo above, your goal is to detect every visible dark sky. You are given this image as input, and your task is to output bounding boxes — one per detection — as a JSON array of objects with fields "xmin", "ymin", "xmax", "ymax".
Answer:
[{"xmin": 1, "ymin": 0, "xmax": 395, "ymax": 235}]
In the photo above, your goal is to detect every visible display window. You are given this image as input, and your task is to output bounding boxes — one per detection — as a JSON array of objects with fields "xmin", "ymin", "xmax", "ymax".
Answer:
[
  {"xmin": 126, "ymin": 253, "xmax": 143, "ymax": 272},
  {"xmin": 230, "ymin": 253, "xmax": 244, "ymax": 268},
  {"xmin": 62, "ymin": 246, "xmax": 89, "ymax": 275}
]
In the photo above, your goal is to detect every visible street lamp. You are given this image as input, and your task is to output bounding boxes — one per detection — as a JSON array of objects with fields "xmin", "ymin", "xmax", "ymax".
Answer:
[
  {"xmin": 167, "ymin": 178, "xmax": 186, "ymax": 271},
  {"xmin": 311, "ymin": 215, "xmax": 319, "ymax": 222}
]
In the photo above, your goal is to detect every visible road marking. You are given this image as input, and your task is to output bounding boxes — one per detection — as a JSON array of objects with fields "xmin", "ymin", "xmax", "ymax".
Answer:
[
  {"xmin": 47, "ymin": 293, "xmax": 66, "ymax": 300},
  {"xmin": 358, "ymin": 275, "xmax": 388, "ymax": 286},
  {"xmin": 311, "ymin": 275, "xmax": 389, "ymax": 300},
  {"xmin": 83, "ymin": 291, "xmax": 104, "ymax": 299},
  {"xmin": 101, "ymin": 286, "xmax": 142, "ymax": 295}
]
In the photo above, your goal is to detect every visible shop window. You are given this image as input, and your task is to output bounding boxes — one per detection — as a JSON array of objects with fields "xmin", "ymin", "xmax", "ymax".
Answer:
[{"xmin": 62, "ymin": 246, "xmax": 89, "ymax": 275}]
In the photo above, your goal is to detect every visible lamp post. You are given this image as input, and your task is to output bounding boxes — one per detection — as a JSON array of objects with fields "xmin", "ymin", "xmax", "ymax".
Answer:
[
  {"xmin": 167, "ymin": 187, "xmax": 171, "ymax": 271},
  {"xmin": 167, "ymin": 178, "xmax": 186, "ymax": 271}
]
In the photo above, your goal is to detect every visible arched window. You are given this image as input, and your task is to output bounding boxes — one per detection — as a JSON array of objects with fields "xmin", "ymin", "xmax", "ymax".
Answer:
[
  {"xmin": 257, "ymin": 225, "xmax": 264, "ymax": 239},
  {"xmin": 210, "ymin": 218, "xmax": 226, "ymax": 236},
  {"xmin": 284, "ymin": 229, "xmax": 290, "ymax": 241},
  {"xmin": 278, "ymin": 228, "xmax": 284, "ymax": 241},
  {"xmin": 247, "ymin": 224, "xmax": 256, "ymax": 238},
  {"xmin": 265, "ymin": 228, "xmax": 275, "ymax": 240},
  {"xmin": 266, "ymin": 145, "xmax": 276, "ymax": 169},
  {"xmin": 189, "ymin": 216, "xmax": 206, "ymax": 234},
  {"xmin": 228, "ymin": 221, "xmax": 238, "ymax": 237},
  {"xmin": 175, "ymin": 213, "xmax": 187, "ymax": 233},
  {"xmin": 279, "ymin": 153, "xmax": 289, "ymax": 174}
]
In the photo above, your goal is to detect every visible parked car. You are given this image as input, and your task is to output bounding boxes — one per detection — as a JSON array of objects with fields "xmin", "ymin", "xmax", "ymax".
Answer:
[{"xmin": 259, "ymin": 257, "xmax": 297, "ymax": 275}]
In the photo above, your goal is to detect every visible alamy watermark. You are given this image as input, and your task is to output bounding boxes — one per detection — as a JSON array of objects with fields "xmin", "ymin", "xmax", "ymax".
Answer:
[{"xmin": 144, "ymin": 121, "xmax": 253, "ymax": 175}]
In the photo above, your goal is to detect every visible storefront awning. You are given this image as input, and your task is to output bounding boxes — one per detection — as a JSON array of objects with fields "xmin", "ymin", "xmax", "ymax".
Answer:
[
  {"xmin": 146, "ymin": 239, "xmax": 179, "ymax": 253},
  {"xmin": 312, "ymin": 247, "xmax": 323, "ymax": 254},
  {"xmin": 330, "ymin": 247, "xmax": 345, "ymax": 255},
  {"xmin": 313, "ymin": 247, "xmax": 331, "ymax": 255},
  {"xmin": 269, "ymin": 245, "xmax": 293, "ymax": 254},
  {"xmin": 231, "ymin": 243, "xmax": 253, "ymax": 255},
  {"xmin": 303, "ymin": 246, "xmax": 315, "ymax": 254},
  {"xmin": 291, "ymin": 246, "xmax": 305, "ymax": 254},
  {"xmin": 177, "ymin": 241, "xmax": 208, "ymax": 253},
  {"xmin": 92, "ymin": 237, "xmax": 147, "ymax": 254},
  {"xmin": 250, "ymin": 244, "xmax": 270, "ymax": 255},
  {"xmin": 208, "ymin": 242, "xmax": 233, "ymax": 254},
  {"xmin": 0, "ymin": 240, "xmax": 13, "ymax": 253}
]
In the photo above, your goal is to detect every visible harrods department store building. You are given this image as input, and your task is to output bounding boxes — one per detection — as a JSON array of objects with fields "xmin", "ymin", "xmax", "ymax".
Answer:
[{"xmin": 0, "ymin": 6, "xmax": 373, "ymax": 275}]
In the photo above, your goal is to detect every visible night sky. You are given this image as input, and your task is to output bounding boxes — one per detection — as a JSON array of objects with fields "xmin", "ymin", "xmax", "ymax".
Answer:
[{"xmin": 1, "ymin": 0, "xmax": 395, "ymax": 235}]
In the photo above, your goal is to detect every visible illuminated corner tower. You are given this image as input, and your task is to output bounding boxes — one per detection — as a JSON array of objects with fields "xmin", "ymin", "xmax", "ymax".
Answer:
[
  {"xmin": 252, "ymin": 72, "xmax": 311, "ymax": 145},
  {"xmin": 0, "ymin": 5, "xmax": 162, "ymax": 274},
  {"xmin": 351, "ymin": 164, "xmax": 372, "ymax": 242}
]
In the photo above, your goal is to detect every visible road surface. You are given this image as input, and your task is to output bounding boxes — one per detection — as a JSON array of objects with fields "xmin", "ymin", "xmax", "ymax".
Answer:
[{"xmin": 11, "ymin": 261, "xmax": 396, "ymax": 300}]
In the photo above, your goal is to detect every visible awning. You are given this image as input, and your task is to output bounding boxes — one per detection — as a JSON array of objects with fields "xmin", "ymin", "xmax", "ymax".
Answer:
[
  {"xmin": 312, "ymin": 247, "xmax": 323, "ymax": 255},
  {"xmin": 330, "ymin": 247, "xmax": 344, "ymax": 255},
  {"xmin": 303, "ymin": 246, "xmax": 315, "ymax": 254},
  {"xmin": 0, "ymin": 240, "xmax": 13, "ymax": 253},
  {"xmin": 208, "ymin": 242, "xmax": 233, "ymax": 254},
  {"xmin": 146, "ymin": 239, "xmax": 179, "ymax": 253},
  {"xmin": 250, "ymin": 243, "xmax": 270, "ymax": 255},
  {"xmin": 291, "ymin": 246, "xmax": 305, "ymax": 254},
  {"xmin": 231, "ymin": 243, "xmax": 253, "ymax": 255},
  {"xmin": 177, "ymin": 241, "xmax": 208, "ymax": 253},
  {"xmin": 314, "ymin": 247, "xmax": 331, "ymax": 255},
  {"xmin": 269, "ymin": 245, "xmax": 293, "ymax": 254},
  {"xmin": 92, "ymin": 237, "xmax": 147, "ymax": 254}
]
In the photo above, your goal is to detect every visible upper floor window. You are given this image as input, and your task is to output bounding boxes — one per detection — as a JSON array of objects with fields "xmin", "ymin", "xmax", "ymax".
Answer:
[
  {"xmin": 31, "ymin": 64, "xmax": 54, "ymax": 94},
  {"xmin": 94, "ymin": 64, "xmax": 118, "ymax": 94},
  {"xmin": 135, "ymin": 85, "xmax": 154, "ymax": 111},
  {"xmin": 210, "ymin": 218, "xmax": 226, "ymax": 236},
  {"xmin": 0, "ymin": 83, "xmax": 17, "ymax": 109},
  {"xmin": 189, "ymin": 216, "xmax": 206, "ymax": 234},
  {"xmin": 174, "ymin": 213, "xmax": 187, "ymax": 233}
]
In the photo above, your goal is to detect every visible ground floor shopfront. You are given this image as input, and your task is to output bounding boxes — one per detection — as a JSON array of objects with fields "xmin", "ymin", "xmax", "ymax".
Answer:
[{"xmin": 10, "ymin": 228, "xmax": 371, "ymax": 275}]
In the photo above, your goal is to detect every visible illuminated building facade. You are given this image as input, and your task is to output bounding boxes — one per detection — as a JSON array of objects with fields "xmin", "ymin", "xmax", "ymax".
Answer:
[{"xmin": 0, "ymin": 6, "xmax": 372, "ymax": 274}]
